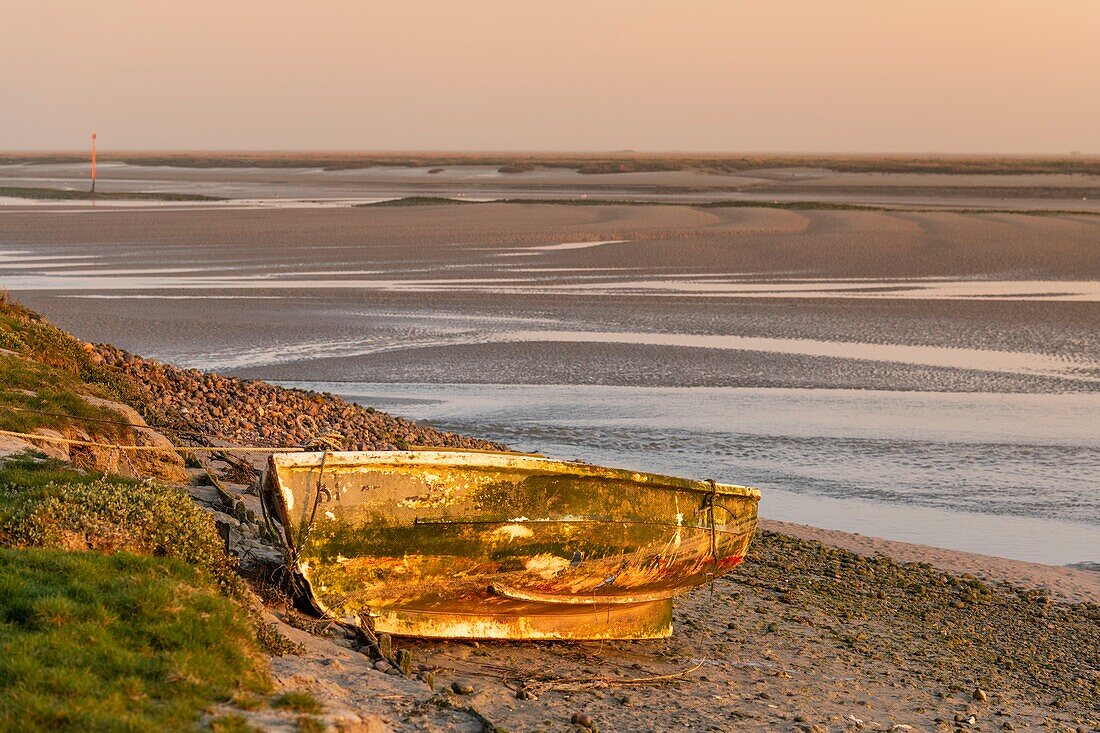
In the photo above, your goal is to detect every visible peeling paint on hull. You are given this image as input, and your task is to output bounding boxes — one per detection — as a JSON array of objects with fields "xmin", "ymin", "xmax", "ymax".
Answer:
[{"xmin": 263, "ymin": 450, "xmax": 760, "ymax": 640}]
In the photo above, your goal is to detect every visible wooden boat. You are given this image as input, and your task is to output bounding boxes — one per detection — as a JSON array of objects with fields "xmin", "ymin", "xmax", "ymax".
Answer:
[{"xmin": 262, "ymin": 450, "xmax": 759, "ymax": 640}]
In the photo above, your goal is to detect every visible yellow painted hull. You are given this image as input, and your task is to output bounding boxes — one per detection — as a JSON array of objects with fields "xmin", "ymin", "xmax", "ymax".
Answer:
[{"xmin": 263, "ymin": 450, "xmax": 759, "ymax": 640}]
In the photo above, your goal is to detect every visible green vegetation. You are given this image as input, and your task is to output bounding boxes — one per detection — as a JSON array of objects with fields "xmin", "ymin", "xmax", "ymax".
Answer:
[
  {"xmin": 296, "ymin": 716, "xmax": 325, "ymax": 733},
  {"xmin": 0, "ymin": 352, "xmax": 131, "ymax": 439},
  {"xmin": 0, "ymin": 457, "xmax": 240, "ymax": 593},
  {"xmin": 0, "ymin": 548, "xmax": 268, "ymax": 732},
  {"xmin": 0, "ymin": 295, "xmax": 138, "ymax": 405},
  {"xmin": 363, "ymin": 195, "xmax": 474, "ymax": 207},
  {"xmin": 270, "ymin": 691, "xmax": 323, "ymax": 714},
  {"xmin": 0, "ymin": 186, "xmax": 223, "ymax": 202},
  {"xmin": 0, "ymin": 456, "xmax": 308, "ymax": 730},
  {"xmin": 210, "ymin": 714, "xmax": 262, "ymax": 733}
]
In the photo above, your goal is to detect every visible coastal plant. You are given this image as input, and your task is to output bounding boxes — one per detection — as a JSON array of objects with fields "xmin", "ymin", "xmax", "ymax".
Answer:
[
  {"xmin": 271, "ymin": 691, "xmax": 323, "ymax": 714},
  {"xmin": 0, "ymin": 354, "xmax": 131, "ymax": 441},
  {"xmin": 0, "ymin": 457, "xmax": 240, "ymax": 592},
  {"xmin": 0, "ymin": 457, "xmax": 301, "ymax": 654},
  {"xmin": 0, "ymin": 547, "xmax": 269, "ymax": 731},
  {"xmin": 0, "ymin": 298, "xmax": 141, "ymax": 408},
  {"xmin": 211, "ymin": 714, "xmax": 263, "ymax": 733}
]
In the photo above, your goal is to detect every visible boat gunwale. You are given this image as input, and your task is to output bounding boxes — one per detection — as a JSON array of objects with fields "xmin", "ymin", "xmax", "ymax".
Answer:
[{"xmin": 268, "ymin": 450, "xmax": 762, "ymax": 500}]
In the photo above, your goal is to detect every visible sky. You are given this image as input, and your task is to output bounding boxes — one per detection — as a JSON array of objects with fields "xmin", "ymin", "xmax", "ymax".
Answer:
[{"xmin": 3, "ymin": 0, "xmax": 1098, "ymax": 153}]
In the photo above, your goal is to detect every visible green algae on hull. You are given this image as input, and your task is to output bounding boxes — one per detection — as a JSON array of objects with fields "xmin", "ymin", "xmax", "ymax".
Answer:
[{"xmin": 263, "ymin": 450, "xmax": 759, "ymax": 640}]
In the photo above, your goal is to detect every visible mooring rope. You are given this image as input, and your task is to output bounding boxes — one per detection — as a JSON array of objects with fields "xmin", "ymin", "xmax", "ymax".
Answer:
[
  {"xmin": 1, "ymin": 405, "xmax": 163, "ymax": 430},
  {"xmin": 297, "ymin": 450, "xmax": 330, "ymax": 551},
  {"xmin": 0, "ymin": 428, "xmax": 305, "ymax": 453},
  {"xmin": 705, "ymin": 479, "xmax": 719, "ymax": 566}
]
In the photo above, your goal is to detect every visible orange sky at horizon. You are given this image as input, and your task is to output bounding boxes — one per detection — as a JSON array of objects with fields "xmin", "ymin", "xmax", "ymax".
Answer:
[{"xmin": 2, "ymin": 0, "xmax": 1098, "ymax": 153}]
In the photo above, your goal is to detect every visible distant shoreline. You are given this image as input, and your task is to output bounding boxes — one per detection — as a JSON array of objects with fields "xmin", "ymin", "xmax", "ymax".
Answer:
[
  {"xmin": 3, "ymin": 187, "xmax": 1099, "ymax": 218},
  {"xmin": 3, "ymin": 150, "xmax": 1100, "ymax": 175}
]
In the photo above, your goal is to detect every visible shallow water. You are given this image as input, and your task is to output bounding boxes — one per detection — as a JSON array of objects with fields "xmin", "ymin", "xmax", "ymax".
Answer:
[{"xmin": 284, "ymin": 382, "xmax": 1100, "ymax": 566}]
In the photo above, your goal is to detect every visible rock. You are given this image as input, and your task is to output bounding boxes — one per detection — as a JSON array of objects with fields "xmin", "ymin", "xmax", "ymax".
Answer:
[
  {"xmin": 972, "ymin": 688, "xmax": 988, "ymax": 702},
  {"xmin": 571, "ymin": 712, "xmax": 593, "ymax": 727},
  {"xmin": 450, "ymin": 681, "xmax": 474, "ymax": 695},
  {"xmin": 1001, "ymin": 723, "xmax": 1014, "ymax": 731},
  {"xmin": 373, "ymin": 660, "xmax": 391, "ymax": 673}
]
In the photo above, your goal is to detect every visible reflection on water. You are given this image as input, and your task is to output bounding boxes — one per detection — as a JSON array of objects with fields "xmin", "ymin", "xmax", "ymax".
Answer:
[{"xmin": 281, "ymin": 382, "xmax": 1100, "ymax": 566}]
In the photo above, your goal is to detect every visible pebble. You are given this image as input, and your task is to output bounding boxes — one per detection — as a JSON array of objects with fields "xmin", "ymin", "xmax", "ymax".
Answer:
[
  {"xmin": 451, "ymin": 681, "xmax": 474, "ymax": 695},
  {"xmin": 571, "ymin": 712, "xmax": 593, "ymax": 727},
  {"xmin": 972, "ymin": 688, "xmax": 988, "ymax": 702},
  {"xmin": 95, "ymin": 344, "xmax": 502, "ymax": 452}
]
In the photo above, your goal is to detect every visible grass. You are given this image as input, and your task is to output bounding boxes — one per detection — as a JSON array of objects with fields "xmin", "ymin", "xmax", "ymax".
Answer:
[
  {"xmin": 0, "ymin": 457, "xmax": 245, "ymax": 598},
  {"xmin": 210, "ymin": 715, "xmax": 261, "ymax": 733},
  {"xmin": 270, "ymin": 691, "xmax": 323, "ymax": 714},
  {"xmin": 0, "ymin": 353, "xmax": 132, "ymax": 440},
  {"xmin": 0, "ymin": 296, "xmax": 192, "ymax": 481},
  {"xmin": 296, "ymin": 716, "xmax": 325, "ymax": 733},
  {"xmin": 0, "ymin": 548, "xmax": 268, "ymax": 732},
  {"xmin": 0, "ymin": 186, "xmax": 223, "ymax": 202},
  {"xmin": 0, "ymin": 458, "xmax": 311, "ymax": 730},
  {"xmin": 0, "ymin": 295, "xmax": 139, "ymax": 406}
]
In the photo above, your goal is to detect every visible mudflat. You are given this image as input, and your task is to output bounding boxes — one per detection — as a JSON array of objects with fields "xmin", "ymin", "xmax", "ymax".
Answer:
[{"xmin": 1, "ymin": 164, "xmax": 1097, "ymax": 729}]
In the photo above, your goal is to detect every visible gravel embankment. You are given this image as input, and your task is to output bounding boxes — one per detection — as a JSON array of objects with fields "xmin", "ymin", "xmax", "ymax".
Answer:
[{"xmin": 90, "ymin": 344, "xmax": 502, "ymax": 451}]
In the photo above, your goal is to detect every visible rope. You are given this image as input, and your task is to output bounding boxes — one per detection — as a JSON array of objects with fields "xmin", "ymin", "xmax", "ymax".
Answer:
[
  {"xmin": 297, "ymin": 450, "xmax": 329, "ymax": 554},
  {"xmin": 0, "ymin": 428, "xmax": 305, "ymax": 453},
  {"xmin": 706, "ymin": 479, "xmax": 719, "ymax": 565},
  {"xmin": 283, "ymin": 450, "xmax": 330, "ymax": 600},
  {"xmin": 113, "ymin": 443, "xmax": 140, "ymax": 477},
  {"xmin": 302, "ymin": 432, "xmax": 346, "ymax": 452},
  {"xmin": 705, "ymin": 479, "xmax": 719, "ymax": 592},
  {"xmin": 0, "ymin": 405, "xmax": 162, "ymax": 430}
]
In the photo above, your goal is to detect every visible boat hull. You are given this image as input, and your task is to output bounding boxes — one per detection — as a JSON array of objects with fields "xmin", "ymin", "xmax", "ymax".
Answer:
[{"xmin": 263, "ymin": 450, "xmax": 759, "ymax": 640}]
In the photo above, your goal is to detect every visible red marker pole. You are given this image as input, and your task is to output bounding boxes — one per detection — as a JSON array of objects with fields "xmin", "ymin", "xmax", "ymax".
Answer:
[{"xmin": 90, "ymin": 133, "xmax": 97, "ymax": 193}]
